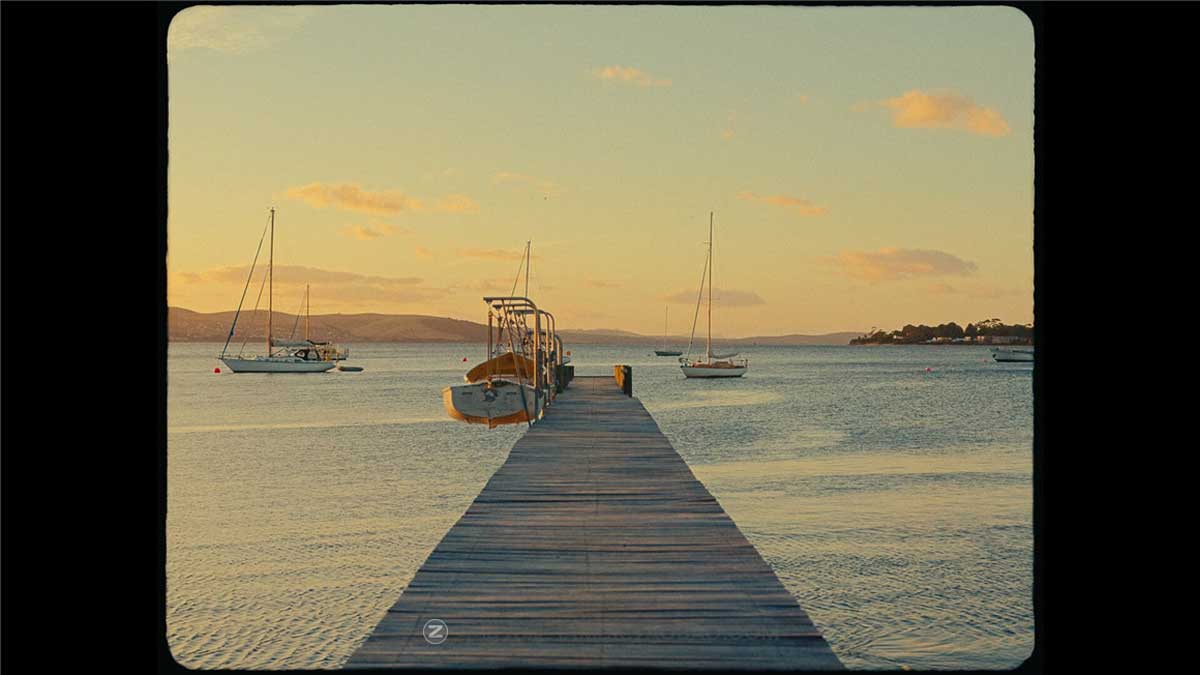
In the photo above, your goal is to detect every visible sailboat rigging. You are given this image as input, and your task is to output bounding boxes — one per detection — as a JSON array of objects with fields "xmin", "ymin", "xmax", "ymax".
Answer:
[
  {"xmin": 655, "ymin": 306, "xmax": 682, "ymax": 356},
  {"xmin": 217, "ymin": 208, "xmax": 346, "ymax": 373},
  {"xmin": 679, "ymin": 212, "xmax": 749, "ymax": 378}
]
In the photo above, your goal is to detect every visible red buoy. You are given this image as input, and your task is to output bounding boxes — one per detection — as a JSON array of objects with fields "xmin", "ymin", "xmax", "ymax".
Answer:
[
  {"xmin": 462, "ymin": 357, "xmax": 468, "ymax": 362},
  {"xmin": 214, "ymin": 367, "xmax": 221, "ymax": 373},
  {"xmin": 925, "ymin": 367, "xmax": 932, "ymax": 372}
]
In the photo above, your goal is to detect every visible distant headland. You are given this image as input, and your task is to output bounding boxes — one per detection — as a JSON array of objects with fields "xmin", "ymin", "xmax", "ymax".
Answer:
[
  {"xmin": 167, "ymin": 307, "xmax": 862, "ymax": 346},
  {"xmin": 849, "ymin": 319, "xmax": 1033, "ymax": 345}
]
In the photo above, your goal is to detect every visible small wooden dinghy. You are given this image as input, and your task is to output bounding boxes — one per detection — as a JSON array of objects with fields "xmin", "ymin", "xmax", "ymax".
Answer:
[
  {"xmin": 443, "ymin": 380, "xmax": 537, "ymax": 428},
  {"xmin": 463, "ymin": 352, "xmax": 536, "ymax": 383},
  {"xmin": 336, "ymin": 365, "xmax": 364, "ymax": 372}
]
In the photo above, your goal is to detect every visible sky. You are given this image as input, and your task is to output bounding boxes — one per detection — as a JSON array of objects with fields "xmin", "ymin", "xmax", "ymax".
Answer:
[{"xmin": 166, "ymin": 4, "xmax": 1034, "ymax": 337}]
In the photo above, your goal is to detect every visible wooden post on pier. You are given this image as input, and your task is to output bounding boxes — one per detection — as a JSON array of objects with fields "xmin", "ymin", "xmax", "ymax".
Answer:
[
  {"xmin": 614, "ymin": 364, "xmax": 632, "ymax": 396},
  {"xmin": 347, "ymin": 374, "xmax": 843, "ymax": 670}
]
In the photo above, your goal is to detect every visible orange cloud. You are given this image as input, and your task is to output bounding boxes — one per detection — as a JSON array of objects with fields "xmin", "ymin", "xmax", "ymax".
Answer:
[
  {"xmin": 873, "ymin": 89, "xmax": 1011, "ymax": 136},
  {"xmin": 432, "ymin": 194, "xmax": 480, "ymax": 214},
  {"xmin": 586, "ymin": 280, "xmax": 621, "ymax": 289},
  {"xmin": 285, "ymin": 182, "xmax": 479, "ymax": 215},
  {"xmin": 286, "ymin": 182, "xmax": 420, "ymax": 215},
  {"xmin": 832, "ymin": 248, "xmax": 978, "ymax": 282},
  {"xmin": 592, "ymin": 65, "xmax": 671, "ymax": 88},
  {"xmin": 341, "ymin": 223, "xmax": 398, "ymax": 240},
  {"xmin": 414, "ymin": 245, "xmax": 433, "ymax": 258},
  {"xmin": 736, "ymin": 191, "xmax": 828, "ymax": 216}
]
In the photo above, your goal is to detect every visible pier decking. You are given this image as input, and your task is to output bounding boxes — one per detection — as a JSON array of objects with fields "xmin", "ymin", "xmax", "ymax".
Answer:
[{"xmin": 347, "ymin": 375, "xmax": 843, "ymax": 669}]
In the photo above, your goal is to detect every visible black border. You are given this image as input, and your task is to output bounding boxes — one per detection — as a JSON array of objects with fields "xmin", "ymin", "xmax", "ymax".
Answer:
[{"xmin": 0, "ymin": 1, "xmax": 1082, "ymax": 673}]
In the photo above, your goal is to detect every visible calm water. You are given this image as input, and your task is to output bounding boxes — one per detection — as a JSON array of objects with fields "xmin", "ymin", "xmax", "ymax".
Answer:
[{"xmin": 167, "ymin": 343, "xmax": 1034, "ymax": 670}]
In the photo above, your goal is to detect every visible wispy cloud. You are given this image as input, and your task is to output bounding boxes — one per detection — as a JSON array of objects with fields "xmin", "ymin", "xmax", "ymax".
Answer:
[
  {"xmin": 431, "ymin": 194, "xmax": 480, "ymax": 214},
  {"xmin": 493, "ymin": 172, "xmax": 563, "ymax": 197},
  {"xmin": 592, "ymin": 65, "xmax": 672, "ymax": 88},
  {"xmin": 450, "ymin": 277, "xmax": 527, "ymax": 293},
  {"xmin": 168, "ymin": 6, "xmax": 315, "ymax": 55},
  {"xmin": 341, "ymin": 223, "xmax": 400, "ymax": 240},
  {"xmin": 171, "ymin": 264, "xmax": 448, "ymax": 305},
  {"xmin": 831, "ymin": 248, "xmax": 978, "ymax": 282},
  {"xmin": 586, "ymin": 280, "xmax": 622, "ymax": 289},
  {"xmin": 736, "ymin": 191, "xmax": 828, "ymax": 216},
  {"xmin": 413, "ymin": 245, "xmax": 434, "ymax": 259},
  {"xmin": 663, "ymin": 288, "xmax": 765, "ymax": 307},
  {"xmin": 285, "ymin": 182, "xmax": 478, "ymax": 216},
  {"xmin": 721, "ymin": 112, "xmax": 738, "ymax": 141},
  {"xmin": 174, "ymin": 264, "xmax": 421, "ymax": 287},
  {"xmin": 855, "ymin": 89, "xmax": 1011, "ymax": 136},
  {"xmin": 457, "ymin": 248, "xmax": 541, "ymax": 262},
  {"xmin": 286, "ymin": 183, "xmax": 420, "ymax": 215}
]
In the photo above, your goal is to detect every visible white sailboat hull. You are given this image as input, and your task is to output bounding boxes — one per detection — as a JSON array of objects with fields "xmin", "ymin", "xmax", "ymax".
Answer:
[
  {"xmin": 681, "ymin": 364, "xmax": 748, "ymax": 378},
  {"xmin": 219, "ymin": 356, "xmax": 335, "ymax": 373},
  {"xmin": 443, "ymin": 380, "xmax": 539, "ymax": 427}
]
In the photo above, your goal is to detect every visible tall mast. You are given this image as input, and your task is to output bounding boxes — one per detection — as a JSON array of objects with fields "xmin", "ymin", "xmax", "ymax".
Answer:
[
  {"xmin": 305, "ymin": 284, "xmax": 310, "ymax": 341},
  {"xmin": 664, "ymin": 306, "xmax": 668, "ymax": 347},
  {"xmin": 525, "ymin": 240, "xmax": 531, "ymax": 298},
  {"xmin": 707, "ymin": 212, "xmax": 713, "ymax": 361},
  {"xmin": 268, "ymin": 207, "xmax": 274, "ymax": 356}
]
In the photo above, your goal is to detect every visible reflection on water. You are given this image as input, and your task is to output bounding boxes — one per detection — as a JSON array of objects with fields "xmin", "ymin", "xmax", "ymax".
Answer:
[{"xmin": 167, "ymin": 343, "xmax": 1033, "ymax": 669}]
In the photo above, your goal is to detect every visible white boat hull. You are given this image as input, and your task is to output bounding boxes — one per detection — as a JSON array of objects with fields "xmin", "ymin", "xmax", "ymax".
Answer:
[
  {"xmin": 219, "ymin": 356, "xmax": 336, "ymax": 373},
  {"xmin": 992, "ymin": 348, "xmax": 1034, "ymax": 363},
  {"xmin": 443, "ymin": 380, "xmax": 539, "ymax": 427},
  {"xmin": 681, "ymin": 364, "xmax": 748, "ymax": 378}
]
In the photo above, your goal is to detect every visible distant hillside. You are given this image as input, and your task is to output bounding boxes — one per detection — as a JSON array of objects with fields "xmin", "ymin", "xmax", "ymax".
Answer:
[
  {"xmin": 169, "ymin": 308, "xmax": 488, "ymax": 343},
  {"xmin": 169, "ymin": 308, "xmax": 863, "ymax": 345},
  {"xmin": 726, "ymin": 332, "xmax": 865, "ymax": 346}
]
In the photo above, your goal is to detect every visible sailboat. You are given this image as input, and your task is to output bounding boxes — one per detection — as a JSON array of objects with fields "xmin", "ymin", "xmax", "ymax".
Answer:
[
  {"xmin": 218, "ymin": 208, "xmax": 338, "ymax": 373},
  {"xmin": 655, "ymin": 307, "xmax": 683, "ymax": 356},
  {"xmin": 680, "ymin": 213, "xmax": 749, "ymax": 378}
]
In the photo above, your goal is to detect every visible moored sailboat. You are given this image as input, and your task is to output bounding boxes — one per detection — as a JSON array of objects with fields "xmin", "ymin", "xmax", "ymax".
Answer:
[
  {"xmin": 680, "ymin": 213, "xmax": 748, "ymax": 378},
  {"xmin": 217, "ymin": 208, "xmax": 339, "ymax": 373},
  {"xmin": 655, "ymin": 306, "xmax": 683, "ymax": 356},
  {"xmin": 992, "ymin": 346, "xmax": 1034, "ymax": 362}
]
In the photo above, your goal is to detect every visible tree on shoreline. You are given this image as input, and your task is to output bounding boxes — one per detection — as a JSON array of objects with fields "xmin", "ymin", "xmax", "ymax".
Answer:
[{"xmin": 850, "ymin": 320, "xmax": 1032, "ymax": 345}]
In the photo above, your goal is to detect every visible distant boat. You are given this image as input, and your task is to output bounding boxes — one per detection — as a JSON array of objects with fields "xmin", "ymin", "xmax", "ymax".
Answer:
[
  {"xmin": 680, "ymin": 213, "xmax": 748, "ymax": 378},
  {"xmin": 655, "ymin": 307, "xmax": 683, "ymax": 356},
  {"xmin": 992, "ymin": 347, "xmax": 1034, "ymax": 362},
  {"xmin": 218, "ymin": 208, "xmax": 337, "ymax": 373}
]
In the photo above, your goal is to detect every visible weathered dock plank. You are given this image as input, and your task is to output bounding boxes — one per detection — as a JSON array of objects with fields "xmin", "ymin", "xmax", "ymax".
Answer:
[{"xmin": 346, "ymin": 375, "xmax": 842, "ymax": 669}]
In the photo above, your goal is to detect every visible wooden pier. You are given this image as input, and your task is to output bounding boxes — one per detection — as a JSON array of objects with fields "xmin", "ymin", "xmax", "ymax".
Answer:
[{"xmin": 347, "ymin": 375, "xmax": 843, "ymax": 670}]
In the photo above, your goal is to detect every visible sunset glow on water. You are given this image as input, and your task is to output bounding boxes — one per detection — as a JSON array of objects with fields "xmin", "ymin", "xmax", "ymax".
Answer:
[{"xmin": 168, "ymin": 343, "xmax": 1032, "ymax": 669}]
